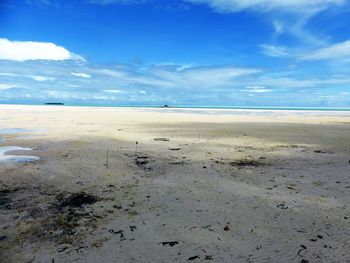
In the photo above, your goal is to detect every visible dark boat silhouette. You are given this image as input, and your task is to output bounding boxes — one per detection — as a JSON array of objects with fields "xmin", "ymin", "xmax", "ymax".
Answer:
[{"xmin": 44, "ymin": 102, "xmax": 64, "ymax": 105}]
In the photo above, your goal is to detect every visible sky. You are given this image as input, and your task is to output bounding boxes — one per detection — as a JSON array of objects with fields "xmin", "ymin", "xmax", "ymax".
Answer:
[{"xmin": 0, "ymin": 0, "xmax": 350, "ymax": 107}]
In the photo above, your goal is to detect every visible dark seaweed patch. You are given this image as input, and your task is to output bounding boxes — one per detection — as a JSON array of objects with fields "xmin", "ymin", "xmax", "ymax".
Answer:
[{"xmin": 57, "ymin": 192, "xmax": 99, "ymax": 208}]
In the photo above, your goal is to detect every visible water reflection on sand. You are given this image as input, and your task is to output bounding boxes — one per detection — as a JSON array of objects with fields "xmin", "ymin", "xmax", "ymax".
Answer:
[{"xmin": 0, "ymin": 146, "xmax": 40, "ymax": 163}]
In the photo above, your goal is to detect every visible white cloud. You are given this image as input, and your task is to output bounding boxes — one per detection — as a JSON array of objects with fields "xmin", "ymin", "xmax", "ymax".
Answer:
[
  {"xmin": 0, "ymin": 84, "xmax": 17, "ymax": 90},
  {"xmin": 0, "ymin": 38, "xmax": 84, "ymax": 61},
  {"xmin": 29, "ymin": 75, "xmax": 55, "ymax": 81},
  {"xmin": 273, "ymin": 20, "xmax": 284, "ymax": 34},
  {"xmin": 0, "ymin": 73, "xmax": 17, "ymax": 77},
  {"xmin": 254, "ymin": 76, "xmax": 350, "ymax": 88},
  {"xmin": 260, "ymin": 44, "xmax": 288, "ymax": 57},
  {"xmin": 104, "ymin": 89, "xmax": 124, "ymax": 93},
  {"xmin": 71, "ymin": 72, "xmax": 92, "ymax": 78},
  {"xmin": 0, "ymin": 72, "xmax": 55, "ymax": 81},
  {"xmin": 240, "ymin": 86, "xmax": 272, "ymax": 93},
  {"xmin": 26, "ymin": 0, "xmax": 51, "ymax": 5},
  {"xmin": 185, "ymin": 1, "xmax": 345, "ymax": 47},
  {"xmin": 89, "ymin": 0, "xmax": 146, "ymax": 4},
  {"xmin": 186, "ymin": 0, "xmax": 344, "ymax": 13},
  {"xmin": 151, "ymin": 66, "xmax": 261, "ymax": 89},
  {"xmin": 300, "ymin": 40, "xmax": 350, "ymax": 60}
]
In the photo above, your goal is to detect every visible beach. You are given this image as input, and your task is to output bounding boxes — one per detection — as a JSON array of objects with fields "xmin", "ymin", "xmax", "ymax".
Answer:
[{"xmin": 1, "ymin": 104, "xmax": 350, "ymax": 262}]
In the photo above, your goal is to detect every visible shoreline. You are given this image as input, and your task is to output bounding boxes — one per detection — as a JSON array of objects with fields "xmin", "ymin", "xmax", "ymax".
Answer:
[{"xmin": 1, "ymin": 103, "xmax": 350, "ymax": 112}]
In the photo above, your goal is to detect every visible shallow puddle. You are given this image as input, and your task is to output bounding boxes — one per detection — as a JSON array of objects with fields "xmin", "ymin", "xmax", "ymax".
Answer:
[
  {"xmin": 0, "ymin": 128, "xmax": 35, "ymax": 134},
  {"xmin": 0, "ymin": 146, "xmax": 40, "ymax": 163}
]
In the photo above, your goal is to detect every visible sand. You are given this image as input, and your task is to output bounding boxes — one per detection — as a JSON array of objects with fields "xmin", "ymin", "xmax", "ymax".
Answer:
[{"xmin": 0, "ymin": 105, "xmax": 350, "ymax": 263}]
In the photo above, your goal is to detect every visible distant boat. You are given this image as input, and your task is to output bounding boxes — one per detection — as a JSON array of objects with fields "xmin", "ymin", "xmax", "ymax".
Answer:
[
  {"xmin": 162, "ymin": 104, "xmax": 169, "ymax": 108},
  {"xmin": 44, "ymin": 102, "xmax": 64, "ymax": 105}
]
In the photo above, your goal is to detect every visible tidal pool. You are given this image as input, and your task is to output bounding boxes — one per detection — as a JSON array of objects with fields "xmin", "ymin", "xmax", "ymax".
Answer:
[
  {"xmin": 0, "ymin": 146, "xmax": 40, "ymax": 163},
  {"xmin": 0, "ymin": 128, "xmax": 35, "ymax": 134}
]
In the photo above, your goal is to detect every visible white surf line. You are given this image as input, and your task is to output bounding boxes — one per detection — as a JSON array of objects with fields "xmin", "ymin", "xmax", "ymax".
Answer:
[{"xmin": 0, "ymin": 146, "xmax": 40, "ymax": 163}]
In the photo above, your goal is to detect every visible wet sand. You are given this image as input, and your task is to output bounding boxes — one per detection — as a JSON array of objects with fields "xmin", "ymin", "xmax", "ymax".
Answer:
[{"xmin": 1, "ymin": 105, "xmax": 350, "ymax": 262}]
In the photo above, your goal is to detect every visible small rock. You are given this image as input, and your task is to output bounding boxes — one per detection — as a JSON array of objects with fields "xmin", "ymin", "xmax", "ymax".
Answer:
[
  {"xmin": 159, "ymin": 241, "xmax": 179, "ymax": 247},
  {"xmin": 154, "ymin": 138, "xmax": 170, "ymax": 142},
  {"xmin": 205, "ymin": 255, "xmax": 213, "ymax": 260},
  {"xmin": 188, "ymin": 255, "xmax": 200, "ymax": 260},
  {"xmin": 276, "ymin": 203, "xmax": 288, "ymax": 209}
]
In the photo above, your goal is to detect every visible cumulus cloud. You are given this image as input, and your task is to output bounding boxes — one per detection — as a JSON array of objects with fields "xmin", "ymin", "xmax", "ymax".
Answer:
[
  {"xmin": 260, "ymin": 44, "xmax": 288, "ymax": 57},
  {"xmin": 0, "ymin": 38, "xmax": 84, "ymax": 62},
  {"xmin": 71, "ymin": 72, "xmax": 92, "ymax": 78},
  {"xmin": 300, "ymin": 40, "xmax": 350, "ymax": 60}
]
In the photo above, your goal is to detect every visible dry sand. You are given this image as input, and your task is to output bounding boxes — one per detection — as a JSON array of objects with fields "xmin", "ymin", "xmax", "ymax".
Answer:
[{"xmin": 1, "ymin": 105, "xmax": 350, "ymax": 263}]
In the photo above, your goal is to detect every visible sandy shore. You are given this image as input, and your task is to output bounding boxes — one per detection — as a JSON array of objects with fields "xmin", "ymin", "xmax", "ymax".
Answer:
[{"xmin": 1, "ymin": 105, "xmax": 350, "ymax": 262}]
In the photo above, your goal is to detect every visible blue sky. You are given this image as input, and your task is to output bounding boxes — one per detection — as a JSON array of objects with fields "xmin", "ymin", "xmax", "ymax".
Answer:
[{"xmin": 0, "ymin": 0, "xmax": 350, "ymax": 107}]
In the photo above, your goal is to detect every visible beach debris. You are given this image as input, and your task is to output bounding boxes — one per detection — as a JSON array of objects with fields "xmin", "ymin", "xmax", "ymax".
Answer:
[
  {"xmin": 130, "ymin": 225, "xmax": 137, "ymax": 232},
  {"xmin": 205, "ymin": 255, "xmax": 213, "ymax": 260},
  {"xmin": 201, "ymin": 225, "xmax": 215, "ymax": 231},
  {"xmin": 104, "ymin": 149, "xmax": 109, "ymax": 167},
  {"xmin": 57, "ymin": 192, "xmax": 99, "ymax": 208},
  {"xmin": 187, "ymin": 255, "xmax": 200, "ymax": 260},
  {"xmin": 301, "ymin": 259, "xmax": 309, "ymax": 263},
  {"xmin": 276, "ymin": 203, "xmax": 288, "ymax": 209},
  {"xmin": 135, "ymin": 156, "xmax": 149, "ymax": 166},
  {"xmin": 153, "ymin": 137, "xmax": 170, "ymax": 142},
  {"xmin": 297, "ymin": 245, "xmax": 307, "ymax": 256},
  {"xmin": 159, "ymin": 241, "xmax": 179, "ymax": 247},
  {"xmin": 109, "ymin": 229, "xmax": 126, "ymax": 241},
  {"xmin": 314, "ymin": 150, "xmax": 335, "ymax": 154},
  {"xmin": 230, "ymin": 159, "xmax": 266, "ymax": 168},
  {"xmin": 169, "ymin": 161, "xmax": 185, "ymax": 165},
  {"xmin": 224, "ymin": 224, "xmax": 231, "ymax": 231},
  {"xmin": 169, "ymin": 148, "xmax": 180, "ymax": 151},
  {"xmin": 135, "ymin": 141, "xmax": 139, "ymax": 155},
  {"xmin": 57, "ymin": 246, "xmax": 69, "ymax": 253},
  {"xmin": 0, "ymin": 235, "xmax": 7, "ymax": 242}
]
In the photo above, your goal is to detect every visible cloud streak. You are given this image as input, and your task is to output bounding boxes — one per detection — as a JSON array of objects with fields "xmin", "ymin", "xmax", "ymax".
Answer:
[
  {"xmin": 300, "ymin": 40, "xmax": 350, "ymax": 60},
  {"xmin": 260, "ymin": 44, "xmax": 288, "ymax": 57},
  {"xmin": 185, "ymin": 0, "xmax": 345, "ymax": 13}
]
